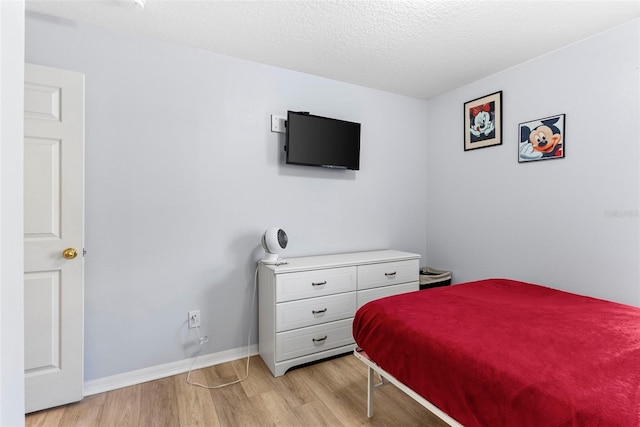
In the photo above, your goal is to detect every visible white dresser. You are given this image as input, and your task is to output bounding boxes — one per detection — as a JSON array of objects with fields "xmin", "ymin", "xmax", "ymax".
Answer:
[{"xmin": 258, "ymin": 249, "xmax": 420, "ymax": 377}]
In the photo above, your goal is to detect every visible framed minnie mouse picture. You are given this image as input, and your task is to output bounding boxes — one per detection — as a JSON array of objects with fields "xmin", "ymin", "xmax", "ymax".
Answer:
[
  {"xmin": 464, "ymin": 90, "xmax": 502, "ymax": 151},
  {"xmin": 518, "ymin": 114, "xmax": 565, "ymax": 163}
]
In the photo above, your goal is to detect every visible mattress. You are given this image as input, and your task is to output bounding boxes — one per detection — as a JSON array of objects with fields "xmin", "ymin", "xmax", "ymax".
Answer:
[{"xmin": 352, "ymin": 278, "xmax": 640, "ymax": 426}]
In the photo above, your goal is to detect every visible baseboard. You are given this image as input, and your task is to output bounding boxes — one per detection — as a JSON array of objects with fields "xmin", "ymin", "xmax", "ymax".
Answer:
[{"xmin": 83, "ymin": 344, "xmax": 259, "ymax": 396}]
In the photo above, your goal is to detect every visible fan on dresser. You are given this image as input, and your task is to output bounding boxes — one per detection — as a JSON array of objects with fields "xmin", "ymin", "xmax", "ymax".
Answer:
[{"xmin": 261, "ymin": 228, "xmax": 288, "ymax": 264}]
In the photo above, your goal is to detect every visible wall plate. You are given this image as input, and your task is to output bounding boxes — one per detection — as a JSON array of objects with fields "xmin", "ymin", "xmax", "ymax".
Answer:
[{"xmin": 271, "ymin": 115, "xmax": 286, "ymax": 133}]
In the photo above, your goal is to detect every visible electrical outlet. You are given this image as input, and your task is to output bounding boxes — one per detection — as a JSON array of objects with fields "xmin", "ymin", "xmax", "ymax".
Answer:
[
  {"xmin": 271, "ymin": 115, "xmax": 286, "ymax": 133},
  {"xmin": 188, "ymin": 310, "xmax": 200, "ymax": 329}
]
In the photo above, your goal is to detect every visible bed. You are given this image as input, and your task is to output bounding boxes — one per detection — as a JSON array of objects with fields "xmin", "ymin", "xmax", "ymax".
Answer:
[{"xmin": 352, "ymin": 278, "xmax": 640, "ymax": 426}]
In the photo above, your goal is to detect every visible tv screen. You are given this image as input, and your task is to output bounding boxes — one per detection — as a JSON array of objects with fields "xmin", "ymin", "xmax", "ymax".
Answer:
[{"xmin": 285, "ymin": 111, "xmax": 361, "ymax": 170}]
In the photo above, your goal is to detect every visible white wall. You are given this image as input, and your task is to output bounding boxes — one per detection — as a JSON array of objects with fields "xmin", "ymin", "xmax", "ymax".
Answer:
[
  {"xmin": 0, "ymin": 1, "xmax": 25, "ymax": 425},
  {"xmin": 25, "ymin": 13, "xmax": 429, "ymax": 381},
  {"xmin": 426, "ymin": 19, "xmax": 640, "ymax": 305},
  {"xmin": 25, "ymin": 9, "xmax": 640, "ymax": 390}
]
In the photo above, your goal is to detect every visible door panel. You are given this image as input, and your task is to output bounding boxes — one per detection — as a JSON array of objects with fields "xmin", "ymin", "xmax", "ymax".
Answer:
[
  {"xmin": 24, "ymin": 271, "xmax": 61, "ymax": 373},
  {"xmin": 24, "ymin": 137, "xmax": 61, "ymax": 238},
  {"xmin": 24, "ymin": 82, "xmax": 61, "ymax": 121},
  {"xmin": 24, "ymin": 63, "xmax": 85, "ymax": 413}
]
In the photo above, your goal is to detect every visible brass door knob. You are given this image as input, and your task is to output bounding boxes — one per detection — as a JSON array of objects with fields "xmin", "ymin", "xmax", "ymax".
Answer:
[{"xmin": 63, "ymin": 248, "xmax": 78, "ymax": 259}]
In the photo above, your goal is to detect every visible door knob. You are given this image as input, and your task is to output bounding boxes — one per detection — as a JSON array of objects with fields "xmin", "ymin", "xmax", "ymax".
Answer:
[{"xmin": 62, "ymin": 248, "xmax": 78, "ymax": 259}]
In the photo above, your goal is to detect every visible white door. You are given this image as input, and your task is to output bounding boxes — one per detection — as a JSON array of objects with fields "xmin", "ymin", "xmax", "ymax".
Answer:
[{"xmin": 24, "ymin": 63, "xmax": 85, "ymax": 413}]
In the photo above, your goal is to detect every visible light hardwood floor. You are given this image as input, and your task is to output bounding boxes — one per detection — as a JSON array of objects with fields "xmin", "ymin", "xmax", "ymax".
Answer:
[{"xmin": 26, "ymin": 354, "xmax": 449, "ymax": 427}]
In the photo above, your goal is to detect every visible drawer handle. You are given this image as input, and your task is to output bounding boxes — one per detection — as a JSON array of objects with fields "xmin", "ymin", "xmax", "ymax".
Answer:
[
  {"xmin": 311, "ymin": 281, "xmax": 327, "ymax": 287},
  {"xmin": 312, "ymin": 308, "xmax": 328, "ymax": 315},
  {"xmin": 385, "ymin": 271, "xmax": 397, "ymax": 277},
  {"xmin": 312, "ymin": 336, "xmax": 328, "ymax": 343}
]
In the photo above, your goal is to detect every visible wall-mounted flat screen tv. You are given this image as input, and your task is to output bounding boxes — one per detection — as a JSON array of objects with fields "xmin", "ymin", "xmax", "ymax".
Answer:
[{"xmin": 285, "ymin": 111, "xmax": 361, "ymax": 170}]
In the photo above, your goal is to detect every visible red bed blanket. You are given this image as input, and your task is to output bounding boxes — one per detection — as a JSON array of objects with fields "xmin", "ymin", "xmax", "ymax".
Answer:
[{"xmin": 352, "ymin": 279, "xmax": 640, "ymax": 426}]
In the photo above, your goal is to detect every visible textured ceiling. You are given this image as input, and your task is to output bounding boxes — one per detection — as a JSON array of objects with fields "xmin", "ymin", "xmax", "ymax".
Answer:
[{"xmin": 25, "ymin": 0, "xmax": 640, "ymax": 99}]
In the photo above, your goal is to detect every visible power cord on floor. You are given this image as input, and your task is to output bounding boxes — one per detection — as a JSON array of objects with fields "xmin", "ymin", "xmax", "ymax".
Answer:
[{"xmin": 186, "ymin": 265, "xmax": 259, "ymax": 389}]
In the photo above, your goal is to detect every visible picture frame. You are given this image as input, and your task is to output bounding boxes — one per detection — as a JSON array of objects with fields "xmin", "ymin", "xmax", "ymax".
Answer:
[
  {"xmin": 464, "ymin": 91, "xmax": 502, "ymax": 151},
  {"xmin": 518, "ymin": 114, "xmax": 565, "ymax": 163}
]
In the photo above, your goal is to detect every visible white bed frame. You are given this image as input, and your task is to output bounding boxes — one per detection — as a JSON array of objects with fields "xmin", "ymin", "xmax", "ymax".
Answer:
[{"xmin": 353, "ymin": 348, "xmax": 463, "ymax": 426}]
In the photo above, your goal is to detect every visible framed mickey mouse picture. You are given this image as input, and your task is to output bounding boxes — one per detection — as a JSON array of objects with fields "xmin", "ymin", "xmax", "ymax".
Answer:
[
  {"xmin": 518, "ymin": 114, "xmax": 565, "ymax": 163},
  {"xmin": 464, "ymin": 91, "xmax": 502, "ymax": 151}
]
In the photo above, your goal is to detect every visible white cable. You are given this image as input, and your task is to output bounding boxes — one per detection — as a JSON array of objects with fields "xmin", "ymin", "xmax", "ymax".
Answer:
[{"xmin": 186, "ymin": 265, "xmax": 259, "ymax": 389}]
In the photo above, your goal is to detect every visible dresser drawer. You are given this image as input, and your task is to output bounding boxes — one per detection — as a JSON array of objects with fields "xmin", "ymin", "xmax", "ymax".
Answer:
[
  {"xmin": 276, "ymin": 267, "xmax": 356, "ymax": 303},
  {"xmin": 275, "ymin": 318, "xmax": 354, "ymax": 362},
  {"xmin": 357, "ymin": 282, "xmax": 418, "ymax": 309},
  {"xmin": 276, "ymin": 292, "xmax": 356, "ymax": 332},
  {"xmin": 357, "ymin": 259, "xmax": 419, "ymax": 291}
]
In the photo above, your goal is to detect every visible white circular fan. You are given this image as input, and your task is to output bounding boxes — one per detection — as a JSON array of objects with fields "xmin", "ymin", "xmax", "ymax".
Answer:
[{"xmin": 261, "ymin": 228, "xmax": 288, "ymax": 264}]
